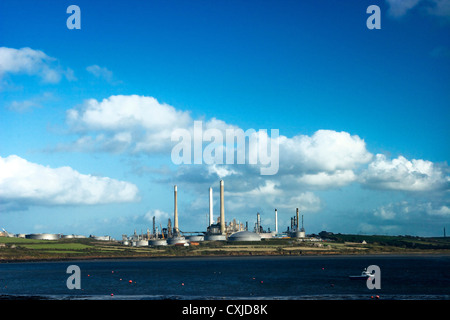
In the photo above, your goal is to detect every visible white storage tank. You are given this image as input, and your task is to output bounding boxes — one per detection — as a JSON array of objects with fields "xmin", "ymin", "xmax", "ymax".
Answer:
[
  {"xmin": 148, "ymin": 239, "xmax": 167, "ymax": 246},
  {"xmin": 136, "ymin": 240, "xmax": 148, "ymax": 247},
  {"xmin": 26, "ymin": 233, "xmax": 60, "ymax": 240},
  {"xmin": 228, "ymin": 231, "xmax": 261, "ymax": 242},
  {"xmin": 204, "ymin": 234, "xmax": 227, "ymax": 241}
]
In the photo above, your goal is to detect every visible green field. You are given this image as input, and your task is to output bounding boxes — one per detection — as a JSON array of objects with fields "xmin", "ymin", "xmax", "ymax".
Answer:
[{"xmin": 1, "ymin": 234, "xmax": 449, "ymax": 262}]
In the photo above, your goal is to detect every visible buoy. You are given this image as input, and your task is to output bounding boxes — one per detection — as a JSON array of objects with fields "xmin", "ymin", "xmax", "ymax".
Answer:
[
  {"xmin": 260, "ymin": 281, "xmax": 263, "ymax": 284},
  {"xmin": 376, "ymin": 295, "xmax": 380, "ymax": 299},
  {"xmin": 129, "ymin": 280, "xmax": 133, "ymax": 283},
  {"xmin": 371, "ymin": 296, "xmax": 374, "ymax": 299},
  {"xmin": 181, "ymin": 282, "xmax": 184, "ymax": 286},
  {"xmin": 111, "ymin": 293, "xmax": 114, "ymax": 296}
]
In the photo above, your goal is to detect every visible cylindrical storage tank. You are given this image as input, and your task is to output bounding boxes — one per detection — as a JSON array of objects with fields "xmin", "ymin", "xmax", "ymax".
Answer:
[
  {"xmin": 186, "ymin": 235, "xmax": 204, "ymax": 242},
  {"xmin": 122, "ymin": 240, "xmax": 130, "ymax": 246},
  {"xmin": 259, "ymin": 233, "xmax": 273, "ymax": 239},
  {"xmin": 228, "ymin": 231, "xmax": 261, "ymax": 242},
  {"xmin": 93, "ymin": 236, "xmax": 111, "ymax": 241},
  {"xmin": 148, "ymin": 239, "xmax": 168, "ymax": 246},
  {"xmin": 167, "ymin": 236, "xmax": 189, "ymax": 245},
  {"xmin": 26, "ymin": 233, "xmax": 60, "ymax": 240},
  {"xmin": 204, "ymin": 234, "xmax": 227, "ymax": 241},
  {"xmin": 296, "ymin": 231, "xmax": 306, "ymax": 238},
  {"xmin": 136, "ymin": 240, "xmax": 148, "ymax": 247},
  {"xmin": 62, "ymin": 234, "xmax": 74, "ymax": 239}
]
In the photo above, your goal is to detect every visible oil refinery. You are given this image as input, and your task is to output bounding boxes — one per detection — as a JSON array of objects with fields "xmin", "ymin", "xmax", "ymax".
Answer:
[{"xmin": 120, "ymin": 179, "xmax": 310, "ymax": 247}]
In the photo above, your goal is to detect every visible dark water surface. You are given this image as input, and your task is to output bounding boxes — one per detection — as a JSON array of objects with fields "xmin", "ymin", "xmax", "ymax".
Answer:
[{"xmin": 0, "ymin": 255, "xmax": 449, "ymax": 300}]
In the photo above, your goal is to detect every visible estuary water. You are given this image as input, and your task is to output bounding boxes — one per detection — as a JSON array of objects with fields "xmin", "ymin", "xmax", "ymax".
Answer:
[{"xmin": 0, "ymin": 255, "xmax": 449, "ymax": 300}]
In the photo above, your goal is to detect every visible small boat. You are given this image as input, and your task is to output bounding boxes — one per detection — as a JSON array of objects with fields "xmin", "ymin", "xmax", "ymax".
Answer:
[{"xmin": 349, "ymin": 268, "xmax": 374, "ymax": 280}]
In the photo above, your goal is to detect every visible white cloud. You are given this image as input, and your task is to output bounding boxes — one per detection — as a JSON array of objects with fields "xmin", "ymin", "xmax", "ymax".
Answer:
[
  {"xmin": 66, "ymin": 95, "xmax": 192, "ymax": 152},
  {"xmin": 67, "ymin": 95, "xmax": 191, "ymax": 131},
  {"xmin": 373, "ymin": 201, "xmax": 410, "ymax": 220},
  {"xmin": 425, "ymin": 203, "xmax": 450, "ymax": 216},
  {"xmin": 297, "ymin": 170, "xmax": 357, "ymax": 187},
  {"xmin": 0, "ymin": 155, "xmax": 139, "ymax": 207},
  {"xmin": 0, "ymin": 47, "xmax": 73, "ymax": 84},
  {"xmin": 275, "ymin": 191, "xmax": 322, "ymax": 212},
  {"xmin": 207, "ymin": 164, "xmax": 239, "ymax": 178},
  {"xmin": 65, "ymin": 95, "xmax": 372, "ymax": 186},
  {"xmin": 385, "ymin": 0, "xmax": 450, "ymax": 18},
  {"xmin": 145, "ymin": 209, "xmax": 170, "ymax": 222},
  {"xmin": 425, "ymin": 0, "xmax": 450, "ymax": 17},
  {"xmin": 278, "ymin": 130, "xmax": 373, "ymax": 173},
  {"xmin": 360, "ymin": 154, "xmax": 449, "ymax": 191},
  {"xmin": 8, "ymin": 99, "xmax": 40, "ymax": 112},
  {"xmin": 385, "ymin": 0, "xmax": 421, "ymax": 17},
  {"xmin": 7, "ymin": 92, "xmax": 54, "ymax": 113},
  {"xmin": 86, "ymin": 64, "xmax": 115, "ymax": 83}
]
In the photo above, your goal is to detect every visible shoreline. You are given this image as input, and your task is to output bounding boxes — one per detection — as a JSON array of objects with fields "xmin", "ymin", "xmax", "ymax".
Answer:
[{"xmin": 2, "ymin": 250, "xmax": 449, "ymax": 264}]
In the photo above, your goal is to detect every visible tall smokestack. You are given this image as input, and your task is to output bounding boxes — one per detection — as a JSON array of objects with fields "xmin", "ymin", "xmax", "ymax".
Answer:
[
  {"xmin": 174, "ymin": 185, "xmax": 178, "ymax": 236},
  {"xmin": 296, "ymin": 208, "xmax": 299, "ymax": 231},
  {"xmin": 152, "ymin": 216, "xmax": 156, "ymax": 237},
  {"xmin": 256, "ymin": 212, "xmax": 261, "ymax": 233},
  {"xmin": 275, "ymin": 208, "xmax": 278, "ymax": 234},
  {"xmin": 209, "ymin": 187, "xmax": 213, "ymax": 226},
  {"xmin": 220, "ymin": 180, "xmax": 225, "ymax": 235}
]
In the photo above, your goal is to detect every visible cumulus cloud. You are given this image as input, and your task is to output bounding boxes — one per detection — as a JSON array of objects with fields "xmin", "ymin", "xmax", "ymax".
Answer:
[
  {"xmin": 66, "ymin": 95, "xmax": 192, "ymax": 152},
  {"xmin": 130, "ymin": 209, "xmax": 170, "ymax": 226},
  {"xmin": 373, "ymin": 201, "xmax": 411, "ymax": 220},
  {"xmin": 64, "ymin": 94, "xmax": 372, "ymax": 187},
  {"xmin": 86, "ymin": 64, "xmax": 117, "ymax": 83},
  {"xmin": 385, "ymin": 0, "xmax": 421, "ymax": 17},
  {"xmin": 425, "ymin": 203, "xmax": 450, "ymax": 216},
  {"xmin": 0, "ymin": 155, "xmax": 139, "ymax": 207},
  {"xmin": 7, "ymin": 92, "xmax": 54, "ymax": 113},
  {"xmin": 385, "ymin": 0, "xmax": 450, "ymax": 18},
  {"xmin": 297, "ymin": 170, "xmax": 357, "ymax": 187},
  {"xmin": 269, "ymin": 130, "xmax": 372, "ymax": 188},
  {"xmin": 360, "ymin": 154, "xmax": 449, "ymax": 191},
  {"xmin": 0, "ymin": 47, "xmax": 74, "ymax": 84}
]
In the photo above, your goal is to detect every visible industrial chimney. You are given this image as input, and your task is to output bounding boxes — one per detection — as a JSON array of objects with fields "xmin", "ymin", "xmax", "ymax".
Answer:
[
  {"xmin": 220, "ymin": 180, "xmax": 225, "ymax": 235},
  {"xmin": 296, "ymin": 208, "xmax": 299, "ymax": 232},
  {"xmin": 275, "ymin": 208, "xmax": 278, "ymax": 234},
  {"xmin": 209, "ymin": 187, "xmax": 213, "ymax": 227},
  {"xmin": 174, "ymin": 185, "xmax": 179, "ymax": 236}
]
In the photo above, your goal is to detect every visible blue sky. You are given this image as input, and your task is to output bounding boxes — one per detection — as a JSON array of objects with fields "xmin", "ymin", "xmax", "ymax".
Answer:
[{"xmin": 1, "ymin": 0, "xmax": 449, "ymax": 238}]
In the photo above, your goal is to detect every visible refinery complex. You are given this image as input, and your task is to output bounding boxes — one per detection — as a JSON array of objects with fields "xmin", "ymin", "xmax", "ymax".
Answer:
[
  {"xmin": 1, "ymin": 180, "xmax": 313, "ymax": 246},
  {"xmin": 124, "ymin": 179, "xmax": 311, "ymax": 246}
]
